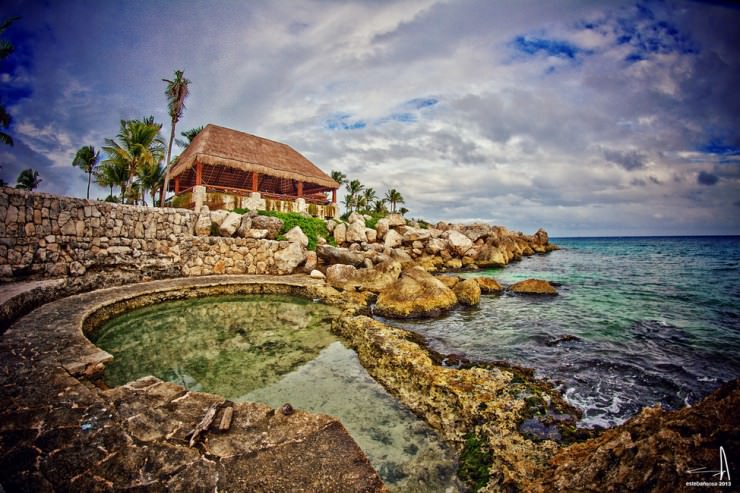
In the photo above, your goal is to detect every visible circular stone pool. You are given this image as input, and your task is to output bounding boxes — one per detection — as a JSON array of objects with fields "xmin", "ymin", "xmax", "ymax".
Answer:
[{"xmin": 92, "ymin": 294, "xmax": 463, "ymax": 492}]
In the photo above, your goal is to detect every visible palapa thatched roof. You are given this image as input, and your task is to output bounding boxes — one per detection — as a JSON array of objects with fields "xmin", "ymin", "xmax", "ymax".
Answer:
[{"xmin": 168, "ymin": 124, "xmax": 339, "ymax": 189}]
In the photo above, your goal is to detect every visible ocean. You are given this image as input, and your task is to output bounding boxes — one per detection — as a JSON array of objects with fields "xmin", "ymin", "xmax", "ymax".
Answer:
[{"xmin": 392, "ymin": 236, "xmax": 740, "ymax": 428}]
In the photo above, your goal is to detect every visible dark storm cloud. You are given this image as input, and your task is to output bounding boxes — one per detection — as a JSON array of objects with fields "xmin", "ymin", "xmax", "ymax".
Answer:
[{"xmin": 697, "ymin": 170, "xmax": 719, "ymax": 186}]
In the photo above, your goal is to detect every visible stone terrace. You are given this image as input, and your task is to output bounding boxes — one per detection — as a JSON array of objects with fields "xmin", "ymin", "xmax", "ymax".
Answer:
[{"xmin": 0, "ymin": 275, "xmax": 384, "ymax": 492}]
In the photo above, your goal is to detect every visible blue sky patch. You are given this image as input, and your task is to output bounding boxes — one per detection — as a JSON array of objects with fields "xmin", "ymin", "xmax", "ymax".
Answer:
[
  {"xmin": 324, "ymin": 113, "xmax": 366, "ymax": 131},
  {"xmin": 698, "ymin": 140, "xmax": 740, "ymax": 156},
  {"xmin": 513, "ymin": 36, "xmax": 584, "ymax": 59},
  {"xmin": 404, "ymin": 97, "xmax": 438, "ymax": 110}
]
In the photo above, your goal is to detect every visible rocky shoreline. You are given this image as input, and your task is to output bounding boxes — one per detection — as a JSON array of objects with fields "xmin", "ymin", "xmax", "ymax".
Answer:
[{"xmin": 1, "ymin": 190, "xmax": 737, "ymax": 492}]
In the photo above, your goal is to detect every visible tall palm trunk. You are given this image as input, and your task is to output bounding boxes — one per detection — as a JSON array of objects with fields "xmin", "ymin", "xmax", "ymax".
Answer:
[
  {"xmin": 161, "ymin": 120, "xmax": 176, "ymax": 206},
  {"xmin": 86, "ymin": 171, "xmax": 92, "ymax": 199}
]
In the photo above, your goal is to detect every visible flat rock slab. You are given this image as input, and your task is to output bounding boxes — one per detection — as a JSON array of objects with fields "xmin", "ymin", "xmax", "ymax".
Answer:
[{"xmin": 0, "ymin": 275, "xmax": 384, "ymax": 492}]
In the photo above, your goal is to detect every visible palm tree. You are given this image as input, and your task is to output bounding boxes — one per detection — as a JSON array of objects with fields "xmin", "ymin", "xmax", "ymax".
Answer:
[
  {"xmin": 72, "ymin": 145, "xmax": 100, "ymax": 199},
  {"xmin": 331, "ymin": 170, "xmax": 347, "ymax": 186},
  {"xmin": 96, "ymin": 157, "xmax": 130, "ymax": 202},
  {"xmin": 137, "ymin": 161, "xmax": 165, "ymax": 206},
  {"xmin": 344, "ymin": 179, "xmax": 364, "ymax": 213},
  {"xmin": 399, "ymin": 207, "xmax": 409, "ymax": 216},
  {"xmin": 0, "ymin": 17, "xmax": 20, "ymax": 146},
  {"xmin": 16, "ymin": 168, "xmax": 41, "ymax": 190},
  {"xmin": 103, "ymin": 118, "xmax": 165, "ymax": 201},
  {"xmin": 372, "ymin": 198, "xmax": 387, "ymax": 214},
  {"xmin": 385, "ymin": 188, "xmax": 405, "ymax": 213},
  {"xmin": 161, "ymin": 69, "xmax": 191, "ymax": 206},
  {"xmin": 342, "ymin": 195, "xmax": 355, "ymax": 214},
  {"xmin": 361, "ymin": 188, "xmax": 377, "ymax": 213},
  {"xmin": 175, "ymin": 125, "xmax": 203, "ymax": 149}
]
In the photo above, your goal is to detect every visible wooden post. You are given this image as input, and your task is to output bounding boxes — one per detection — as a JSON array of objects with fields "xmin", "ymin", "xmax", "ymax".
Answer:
[
  {"xmin": 332, "ymin": 189, "xmax": 337, "ymax": 204},
  {"xmin": 195, "ymin": 161, "xmax": 203, "ymax": 186},
  {"xmin": 297, "ymin": 181, "xmax": 303, "ymax": 197},
  {"xmin": 174, "ymin": 176, "xmax": 180, "ymax": 194},
  {"xmin": 252, "ymin": 172, "xmax": 259, "ymax": 192}
]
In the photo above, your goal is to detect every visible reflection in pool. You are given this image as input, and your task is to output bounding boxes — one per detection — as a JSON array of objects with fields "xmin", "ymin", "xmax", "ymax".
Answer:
[{"xmin": 93, "ymin": 295, "xmax": 462, "ymax": 492}]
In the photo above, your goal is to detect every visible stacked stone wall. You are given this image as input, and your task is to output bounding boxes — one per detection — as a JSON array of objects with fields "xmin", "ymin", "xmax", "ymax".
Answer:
[{"xmin": 0, "ymin": 187, "xmax": 300, "ymax": 282}]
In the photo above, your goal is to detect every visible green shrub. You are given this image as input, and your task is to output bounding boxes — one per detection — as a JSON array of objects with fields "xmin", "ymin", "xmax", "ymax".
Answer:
[
  {"xmin": 364, "ymin": 212, "xmax": 386, "ymax": 230},
  {"xmin": 209, "ymin": 222, "xmax": 220, "ymax": 236},
  {"xmin": 256, "ymin": 210, "xmax": 332, "ymax": 251}
]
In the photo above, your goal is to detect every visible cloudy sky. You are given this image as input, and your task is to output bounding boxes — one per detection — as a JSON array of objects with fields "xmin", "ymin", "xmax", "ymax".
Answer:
[{"xmin": 1, "ymin": 0, "xmax": 738, "ymax": 236}]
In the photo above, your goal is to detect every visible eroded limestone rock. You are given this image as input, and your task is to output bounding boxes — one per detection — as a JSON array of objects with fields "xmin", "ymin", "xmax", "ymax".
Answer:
[
  {"xmin": 453, "ymin": 278, "xmax": 481, "ymax": 306},
  {"xmin": 375, "ymin": 266, "xmax": 457, "ymax": 318},
  {"xmin": 510, "ymin": 278, "xmax": 557, "ymax": 295}
]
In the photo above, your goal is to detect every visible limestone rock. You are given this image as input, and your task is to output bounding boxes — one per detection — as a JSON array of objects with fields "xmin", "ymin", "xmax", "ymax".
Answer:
[
  {"xmin": 425, "ymin": 238, "xmax": 447, "ymax": 255},
  {"xmin": 309, "ymin": 269, "xmax": 325, "ymax": 279},
  {"xmin": 375, "ymin": 266, "xmax": 458, "ymax": 318},
  {"xmin": 274, "ymin": 242, "xmax": 306, "ymax": 274},
  {"xmin": 284, "ymin": 226, "xmax": 309, "ymax": 247},
  {"xmin": 384, "ymin": 229, "xmax": 402, "ymax": 249},
  {"xmin": 474, "ymin": 277, "xmax": 503, "ymax": 294},
  {"xmin": 510, "ymin": 278, "xmax": 557, "ymax": 295},
  {"xmin": 326, "ymin": 264, "xmax": 358, "ymax": 289},
  {"xmin": 245, "ymin": 229, "xmax": 268, "ymax": 239},
  {"xmin": 445, "ymin": 230, "xmax": 473, "ymax": 257},
  {"xmin": 333, "ymin": 222, "xmax": 347, "ymax": 245},
  {"xmin": 453, "ymin": 279, "xmax": 481, "ymax": 306},
  {"xmin": 303, "ymin": 251, "xmax": 318, "ymax": 272},
  {"xmin": 194, "ymin": 213, "xmax": 212, "ymax": 236},
  {"xmin": 209, "ymin": 210, "xmax": 229, "ymax": 226},
  {"xmin": 375, "ymin": 218, "xmax": 390, "ymax": 240},
  {"xmin": 540, "ymin": 379, "xmax": 740, "ymax": 492},
  {"xmin": 219, "ymin": 212, "xmax": 242, "ymax": 237},
  {"xmin": 475, "ymin": 244, "xmax": 506, "ymax": 267},
  {"xmin": 350, "ymin": 260, "xmax": 402, "ymax": 293},
  {"xmin": 251, "ymin": 215, "xmax": 283, "ymax": 240},
  {"xmin": 236, "ymin": 215, "xmax": 252, "ymax": 238},
  {"xmin": 346, "ymin": 220, "xmax": 368, "ymax": 243},
  {"xmin": 366, "ymin": 228, "xmax": 377, "ymax": 243},
  {"xmin": 436, "ymin": 275, "xmax": 461, "ymax": 289},
  {"xmin": 402, "ymin": 227, "xmax": 431, "ymax": 243},
  {"xmin": 69, "ymin": 261, "xmax": 86, "ymax": 276},
  {"xmin": 347, "ymin": 212, "xmax": 366, "ymax": 224},
  {"xmin": 316, "ymin": 245, "xmax": 365, "ymax": 268},
  {"xmin": 386, "ymin": 213, "xmax": 405, "ymax": 226}
]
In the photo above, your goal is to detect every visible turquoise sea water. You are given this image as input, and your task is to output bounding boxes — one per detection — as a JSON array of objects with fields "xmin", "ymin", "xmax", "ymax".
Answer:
[{"xmin": 393, "ymin": 236, "xmax": 740, "ymax": 428}]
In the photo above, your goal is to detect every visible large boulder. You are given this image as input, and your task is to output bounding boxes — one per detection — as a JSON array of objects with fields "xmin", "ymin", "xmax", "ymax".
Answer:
[
  {"xmin": 316, "ymin": 245, "xmax": 365, "ymax": 267},
  {"xmin": 209, "ymin": 210, "xmax": 229, "ymax": 226},
  {"xmin": 425, "ymin": 237, "xmax": 447, "ymax": 255},
  {"xmin": 445, "ymin": 230, "xmax": 473, "ymax": 257},
  {"xmin": 475, "ymin": 244, "xmax": 507, "ymax": 267},
  {"xmin": 219, "ymin": 212, "xmax": 243, "ymax": 237},
  {"xmin": 386, "ymin": 213, "xmax": 406, "ymax": 227},
  {"xmin": 401, "ymin": 227, "xmax": 431, "ymax": 243},
  {"xmin": 333, "ymin": 222, "xmax": 347, "ymax": 245},
  {"xmin": 453, "ymin": 279, "xmax": 481, "ymax": 306},
  {"xmin": 350, "ymin": 260, "xmax": 402, "ymax": 293},
  {"xmin": 326, "ymin": 264, "xmax": 358, "ymax": 290},
  {"xmin": 474, "ymin": 277, "xmax": 503, "ymax": 294},
  {"xmin": 274, "ymin": 242, "xmax": 306, "ymax": 274},
  {"xmin": 251, "ymin": 215, "xmax": 284, "ymax": 240},
  {"xmin": 347, "ymin": 212, "xmax": 366, "ymax": 224},
  {"xmin": 375, "ymin": 218, "xmax": 390, "ymax": 240},
  {"xmin": 375, "ymin": 267, "xmax": 458, "ymax": 318},
  {"xmin": 384, "ymin": 229, "xmax": 402, "ymax": 249},
  {"xmin": 510, "ymin": 278, "xmax": 557, "ymax": 295},
  {"xmin": 346, "ymin": 220, "xmax": 368, "ymax": 243},
  {"xmin": 284, "ymin": 225, "xmax": 309, "ymax": 247}
]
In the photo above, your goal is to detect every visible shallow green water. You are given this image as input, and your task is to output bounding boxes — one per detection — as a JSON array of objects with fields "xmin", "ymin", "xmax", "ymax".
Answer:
[{"xmin": 93, "ymin": 295, "xmax": 462, "ymax": 492}]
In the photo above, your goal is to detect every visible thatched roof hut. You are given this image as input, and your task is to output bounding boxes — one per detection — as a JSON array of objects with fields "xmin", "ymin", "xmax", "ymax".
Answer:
[{"xmin": 166, "ymin": 124, "xmax": 339, "ymax": 204}]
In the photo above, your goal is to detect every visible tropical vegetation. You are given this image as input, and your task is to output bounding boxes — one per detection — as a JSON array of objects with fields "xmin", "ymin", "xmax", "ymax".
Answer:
[
  {"xmin": 1, "ymin": 16, "xmax": 20, "ymax": 147},
  {"xmin": 161, "ymin": 69, "xmax": 191, "ymax": 205},
  {"xmin": 15, "ymin": 168, "xmax": 41, "ymax": 190},
  {"xmin": 72, "ymin": 145, "xmax": 100, "ymax": 199},
  {"xmin": 331, "ymin": 169, "xmax": 407, "ymax": 219}
]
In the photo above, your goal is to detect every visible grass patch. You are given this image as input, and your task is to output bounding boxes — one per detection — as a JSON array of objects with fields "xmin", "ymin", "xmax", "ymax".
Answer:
[{"xmin": 253, "ymin": 210, "xmax": 333, "ymax": 250}]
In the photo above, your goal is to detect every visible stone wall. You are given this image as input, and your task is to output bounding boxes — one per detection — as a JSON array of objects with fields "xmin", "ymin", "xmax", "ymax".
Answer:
[{"xmin": 0, "ymin": 187, "xmax": 304, "ymax": 282}]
